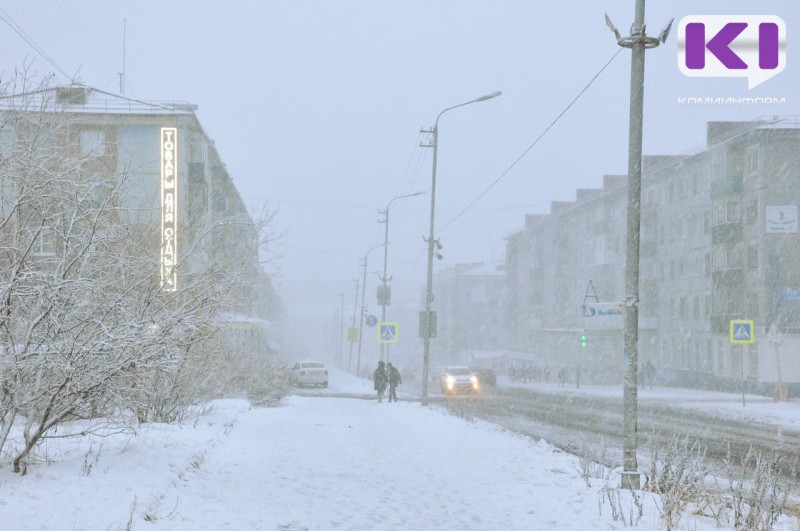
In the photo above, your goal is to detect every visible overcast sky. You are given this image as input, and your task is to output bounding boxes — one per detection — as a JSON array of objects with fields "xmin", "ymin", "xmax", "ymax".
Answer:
[{"xmin": 2, "ymin": 1, "xmax": 798, "ymax": 351}]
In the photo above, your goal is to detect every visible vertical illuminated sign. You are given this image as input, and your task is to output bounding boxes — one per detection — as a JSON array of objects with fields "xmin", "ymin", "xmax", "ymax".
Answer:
[{"xmin": 161, "ymin": 127, "xmax": 178, "ymax": 290}]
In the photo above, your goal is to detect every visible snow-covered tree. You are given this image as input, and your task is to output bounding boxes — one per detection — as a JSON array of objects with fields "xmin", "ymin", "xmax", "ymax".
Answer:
[{"xmin": 0, "ymin": 71, "xmax": 283, "ymax": 473}]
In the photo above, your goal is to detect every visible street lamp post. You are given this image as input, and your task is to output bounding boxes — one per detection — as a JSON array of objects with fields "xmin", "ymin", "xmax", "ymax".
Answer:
[
  {"xmin": 348, "ymin": 278, "xmax": 359, "ymax": 372},
  {"xmin": 338, "ymin": 292, "xmax": 345, "ymax": 368},
  {"xmin": 420, "ymin": 90, "xmax": 501, "ymax": 406},
  {"xmin": 357, "ymin": 244, "xmax": 386, "ymax": 376},
  {"xmin": 379, "ymin": 191, "xmax": 426, "ymax": 363}
]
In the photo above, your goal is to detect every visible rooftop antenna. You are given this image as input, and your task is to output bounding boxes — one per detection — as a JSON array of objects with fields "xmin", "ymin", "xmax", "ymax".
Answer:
[{"xmin": 118, "ymin": 18, "xmax": 126, "ymax": 94}]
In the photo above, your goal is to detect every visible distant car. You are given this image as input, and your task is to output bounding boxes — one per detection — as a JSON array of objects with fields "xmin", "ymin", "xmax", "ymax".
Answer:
[
  {"xmin": 290, "ymin": 361, "xmax": 328, "ymax": 388},
  {"xmin": 440, "ymin": 366, "xmax": 478, "ymax": 394},
  {"xmin": 470, "ymin": 367, "xmax": 497, "ymax": 387},
  {"xmin": 401, "ymin": 368, "xmax": 417, "ymax": 382}
]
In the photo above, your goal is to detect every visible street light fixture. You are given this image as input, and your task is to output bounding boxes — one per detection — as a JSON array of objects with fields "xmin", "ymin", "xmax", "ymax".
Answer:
[
  {"xmin": 357, "ymin": 244, "xmax": 386, "ymax": 376},
  {"xmin": 420, "ymin": 90, "xmax": 502, "ymax": 406},
  {"xmin": 379, "ymin": 190, "xmax": 426, "ymax": 363}
]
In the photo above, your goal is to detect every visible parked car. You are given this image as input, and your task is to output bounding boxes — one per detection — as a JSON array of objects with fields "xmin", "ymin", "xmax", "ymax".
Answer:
[
  {"xmin": 470, "ymin": 367, "xmax": 497, "ymax": 387},
  {"xmin": 290, "ymin": 361, "xmax": 328, "ymax": 388},
  {"xmin": 440, "ymin": 366, "xmax": 478, "ymax": 394}
]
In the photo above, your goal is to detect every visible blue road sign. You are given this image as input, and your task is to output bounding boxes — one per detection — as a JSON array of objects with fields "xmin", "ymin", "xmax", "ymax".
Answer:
[
  {"xmin": 730, "ymin": 320, "xmax": 754, "ymax": 344},
  {"xmin": 378, "ymin": 322, "xmax": 398, "ymax": 344}
]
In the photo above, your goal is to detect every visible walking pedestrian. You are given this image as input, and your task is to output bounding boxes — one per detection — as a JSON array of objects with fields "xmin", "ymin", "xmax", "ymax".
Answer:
[
  {"xmin": 373, "ymin": 361, "xmax": 388, "ymax": 403},
  {"xmin": 557, "ymin": 367, "xmax": 566, "ymax": 387},
  {"xmin": 386, "ymin": 362, "xmax": 402, "ymax": 402},
  {"xmin": 644, "ymin": 360, "xmax": 655, "ymax": 389}
]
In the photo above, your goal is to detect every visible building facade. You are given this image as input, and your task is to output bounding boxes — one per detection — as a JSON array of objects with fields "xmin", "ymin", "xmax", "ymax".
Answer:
[
  {"xmin": 502, "ymin": 119, "xmax": 800, "ymax": 394},
  {"xmin": 0, "ymin": 84, "xmax": 280, "ymax": 350},
  {"xmin": 431, "ymin": 262, "xmax": 507, "ymax": 366}
]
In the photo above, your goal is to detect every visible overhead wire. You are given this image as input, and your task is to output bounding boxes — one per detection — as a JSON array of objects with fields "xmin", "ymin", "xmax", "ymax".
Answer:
[
  {"xmin": 438, "ymin": 48, "xmax": 624, "ymax": 233},
  {"xmin": 0, "ymin": 6, "xmax": 73, "ymax": 81},
  {"xmin": 54, "ymin": 0, "xmax": 125, "ymax": 91}
]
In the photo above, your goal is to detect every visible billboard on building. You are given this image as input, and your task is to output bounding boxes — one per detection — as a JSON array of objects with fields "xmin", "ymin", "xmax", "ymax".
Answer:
[
  {"xmin": 161, "ymin": 127, "xmax": 178, "ymax": 290},
  {"xmin": 582, "ymin": 302, "xmax": 623, "ymax": 330},
  {"xmin": 765, "ymin": 205, "xmax": 798, "ymax": 233}
]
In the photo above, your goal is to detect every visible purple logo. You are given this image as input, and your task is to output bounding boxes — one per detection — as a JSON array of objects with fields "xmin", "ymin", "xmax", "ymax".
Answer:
[{"xmin": 678, "ymin": 15, "xmax": 786, "ymax": 89}]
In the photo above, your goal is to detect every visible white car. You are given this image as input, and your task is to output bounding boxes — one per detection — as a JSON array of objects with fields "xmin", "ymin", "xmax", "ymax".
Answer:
[
  {"xmin": 440, "ymin": 366, "xmax": 478, "ymax": 394},
  {"xmin": 290, "ymin": 361, "xmax": 328, "ymax": 388}
]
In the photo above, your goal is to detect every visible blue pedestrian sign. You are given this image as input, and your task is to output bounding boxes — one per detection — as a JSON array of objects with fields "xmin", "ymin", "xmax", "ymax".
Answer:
[
  {"xmin": 378, "ymin": 322, "xmax": 398, "ymax": 344},
  {"xmin": 729, "ymin": 320, "xmax": 755, "ymax": 344}
]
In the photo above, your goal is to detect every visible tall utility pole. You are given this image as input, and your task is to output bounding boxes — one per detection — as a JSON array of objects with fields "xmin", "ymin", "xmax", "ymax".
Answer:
[
  {"xmin": 338, "ymin": 292, "xmax": 345, "ymax": 368},
  {"xmin": 605, "ymin": 3, "xmax": 671, "ymax": 489},
  {"xmin": 348, "ymin": 278, "xmax": 359, "ymax": 372},
  {"xmin": 357, "ymin": 244, "xmax": 387, "ymax": 374},
  {"xmin": 378, "ymin": 191, "xmax": 425, "ymax": 363},
  {"xmin": 420, "ymin": 91, "xmax": 502, "ymax": 406},
  {"xmin": 357, "ymin": 257, "xmax": 368, "ymax": 376}
]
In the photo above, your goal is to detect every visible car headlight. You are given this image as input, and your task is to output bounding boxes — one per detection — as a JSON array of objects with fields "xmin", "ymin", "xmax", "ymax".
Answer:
[
  {"xmin": 470, "ymin": 375, "xmax": 478, "ymax": 385},
  {"xmin": 446, "ymin": 376, "xmax": 455, "ymax": 386}
]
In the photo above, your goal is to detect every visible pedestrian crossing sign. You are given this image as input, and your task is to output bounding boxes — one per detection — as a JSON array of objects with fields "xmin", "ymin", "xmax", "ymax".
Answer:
[
  {"xmin": 729, "ymin": 320, "xmax": 755, "ymax": 344},
  {"xmin": 378, "ymin": 322, "xmax": 398, "ymax": 344}
]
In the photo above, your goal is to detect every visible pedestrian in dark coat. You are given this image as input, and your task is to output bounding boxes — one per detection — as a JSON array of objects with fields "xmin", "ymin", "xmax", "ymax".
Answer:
[
  {"xmin": 373, "ymin": 361, "xmax": 388, "ymax": 402},
  {"xmin": 386, "ymin": 362, "xmax": 402, "ymax": 402}
]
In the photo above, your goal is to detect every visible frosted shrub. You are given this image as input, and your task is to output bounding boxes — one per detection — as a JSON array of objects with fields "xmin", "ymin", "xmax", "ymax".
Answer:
[
  {"xmin": 577, "ymin": 435, "xmax": 613, "ymax": 487},
  {"xmin": 725, "ymin": 445, "xmax": 792, "ymax": 530},
  {"xmin": 598, "ymin": 484, "xmax": 644, "ymax": 527},
  {"xmin": 646, "ymin": 434, "xmax": 710, "ymax": 530}
]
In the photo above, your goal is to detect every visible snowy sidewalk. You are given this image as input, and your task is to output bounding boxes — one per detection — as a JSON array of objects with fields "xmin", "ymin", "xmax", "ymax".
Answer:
[{"xmin": 0, "ymin": 367, "xmax": 797, "ymax": 530}]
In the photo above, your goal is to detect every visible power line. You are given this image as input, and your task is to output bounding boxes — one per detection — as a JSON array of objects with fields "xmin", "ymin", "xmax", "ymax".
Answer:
[
  {"xmin": 439, "ymin": 48, "xmax": 624, "ymax": 233},
  {"xmin": 0, "ymin": 6, "xmax": 73, "ymax": 81}
]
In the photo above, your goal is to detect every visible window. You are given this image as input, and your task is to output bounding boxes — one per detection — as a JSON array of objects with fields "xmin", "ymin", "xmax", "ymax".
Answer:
[
  {"xmin": 747, "ymin": 244, "xmax": 758, "ymax": 270},
  {"xmin": 711, "ymin": 151, "xmax": 727, "ymax": 180},
  {"xmin": 679, "ymin": 217, "xmax": 689, "ymax": 239},
  {"xmin": 748, "ymin": 345, "xmax": 758, "ymax": 377},
  {"xmin": 33, "ymin": 227, "xmax": 56, "ymax": 257},
  {"xmin": 746, "ymin": 147, "xmax": 760, "ymax": 176},
  {"xmin": 80, "ymin": 129, "xmax": 106, "ymax": 157},
  {"xmin": 188, "ymin": 132, "xmax": 206, "ymax": 164},
  {"xmin": 713, "ymin": 246, "xmax": 727, "ymax": 271},
  {"xmin": 0, "ymin": 127, "xmax": 13, "ymax": 158},
  {"xmin": 731, "ymin": 346, "xmax": 742, "ymax": 374},
  {"xmin": 646, "ymin": 187, "xmax": 656, "ymax": 205},
  {"xmin": 746, "ymin": 291, "xmax": 760, "ymax": 318},
  {"xmin": 712, "ymin": 200, "xmax": 739, "ymax": 226}
]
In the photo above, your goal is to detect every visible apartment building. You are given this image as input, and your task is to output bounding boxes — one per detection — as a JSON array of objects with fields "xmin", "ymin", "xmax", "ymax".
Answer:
[
  {"xmin": 502, "ymin": 119, "xmax": 800, "ymax": 394},
  {"xmin": 0, "ymin": 84, "xmax": 279, "ymax": 350}
]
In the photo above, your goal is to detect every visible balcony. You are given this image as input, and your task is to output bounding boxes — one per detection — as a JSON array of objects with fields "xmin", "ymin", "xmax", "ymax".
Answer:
[
  {"xmin": 711, "ymin": 222, "xmax": 742, "ymax": 243},
  {"xmin": 710, "ymin": 174, "xmax": 743, "ymax": 198},
  {"xmin": 712, "ymin": 268, "xmax": 744, "ymax": 287},
  {"xmin": 710, "ymin": 313, "xmax": 744, "ymax": 334}
]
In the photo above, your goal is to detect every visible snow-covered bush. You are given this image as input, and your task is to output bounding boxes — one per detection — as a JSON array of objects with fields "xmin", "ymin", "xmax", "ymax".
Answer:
[{"xmin": 0, "ymin": 70, "xmax": 280, "ymax": 472}]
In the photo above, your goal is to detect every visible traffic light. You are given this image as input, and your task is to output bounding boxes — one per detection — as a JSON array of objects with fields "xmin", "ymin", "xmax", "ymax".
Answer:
[{"xmin": 581, "ymin": 334, "xmax": 588, "ymax": 347}]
